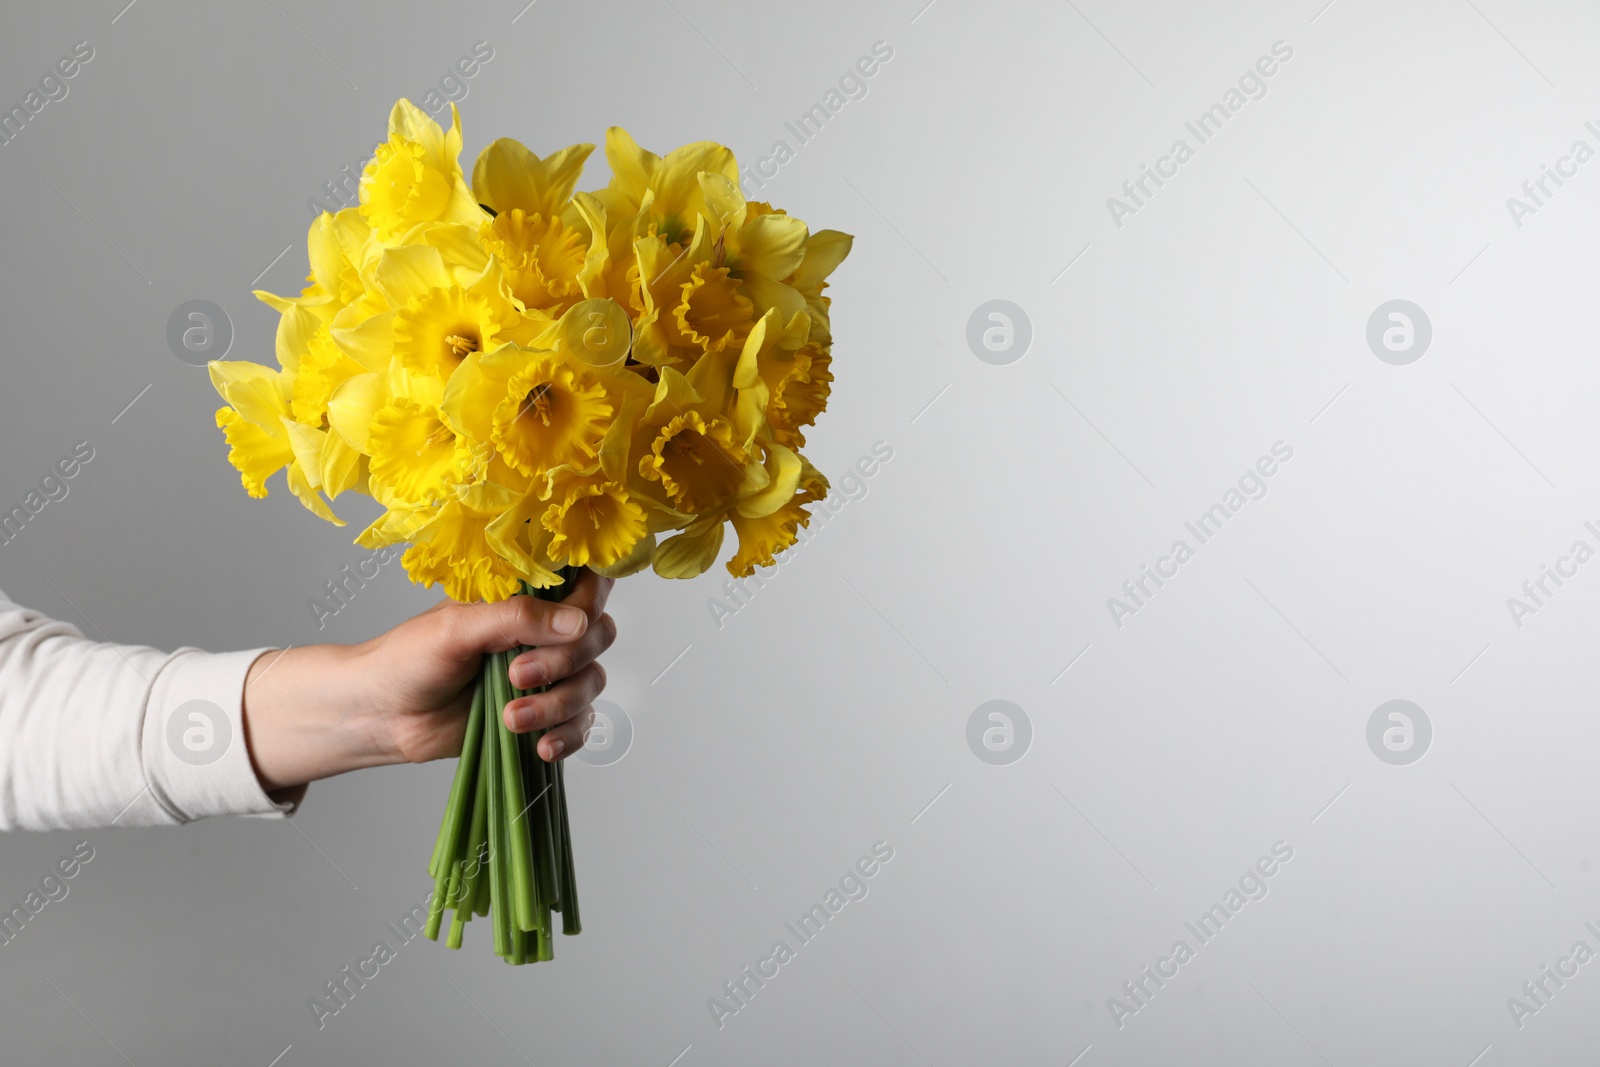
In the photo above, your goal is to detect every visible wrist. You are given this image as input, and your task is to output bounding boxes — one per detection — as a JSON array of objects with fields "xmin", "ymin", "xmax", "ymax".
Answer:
[{"xmin": 242, "ymin": 642, "xmax": 396, "ymax": 791}]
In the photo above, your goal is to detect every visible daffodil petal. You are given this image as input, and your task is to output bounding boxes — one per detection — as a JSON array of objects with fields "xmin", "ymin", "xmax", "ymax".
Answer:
[
  {"xmin": 737, "ymin": 442, "xmax": 801, "ymax": 518},
  {"xmin": 209, "ymin": 360, "xmax": 287, "ymax": 427},
  {"xmin": 792, "ymin": 230, "xmax": 855, "ymax": 290},
  {"xmin": 356, "ymin": 505, "xmax": 436, "ymax": 549},
  {"xmin": 326, "ymin": 371, "xmax": 386, "ymax": 453},
  {"xmin": 285, "ymin": 461, "xmax": 344, "ymax": 526},
  {"xmin": 321, "ymin": 426, "xmax": 363, "ymax": 498},
  {"xmin": 590, "ymin": 530, "xmax": 656, "ymax": 579},
  {"xmin": 653, "ymin": 518, "xmax": 724, "ymax": 579},
  {"xmin": 282, "ymin": 418, "xmax": 328, "ymax": 490},
  {"xmin": 374, "ymin": 244, "xmax": 452, "ymax": 307},
  {"xmin": 738, "ymin": 213, "xmax": 809, "ymax": 280}
]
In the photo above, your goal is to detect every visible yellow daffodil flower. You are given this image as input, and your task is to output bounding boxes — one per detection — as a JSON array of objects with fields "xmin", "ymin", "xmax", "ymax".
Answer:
[
  {"xmin": 360, "ymin": 100, "xmax": 484, "ymax": 244},
  {"xmin": 401, "ymin": 492, "xmax": 526, "ymax": 603},
  {"xmin": 442, "ymin": 341, "xmax": 647, "ymax": 480},
  {"xmin": 255, "ymin": 208, "xmax": 385, "ymax": 326},
  {"xmin": 214, "ymin": 101, "xmax": 852, "ymax": 597},
  {"xmin": 360, "ymin": 245, "xmax": 535, "ymax": 384},
  {"xmin": 366, "ymin": 378, "xmax": 478, "ymax": 509},
  {"xmin": 210, "ymin": 355, "xmax": 349, "ymax": 525}
]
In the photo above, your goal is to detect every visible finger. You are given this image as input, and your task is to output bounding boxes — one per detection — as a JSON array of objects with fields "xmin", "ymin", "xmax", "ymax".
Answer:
[
  {"xmin": 557, "ymin": 569, "xmax": 614, "ymax": 624},
  {"xmin": 440, "ymin": 594, "xmax": 588, "ymax": 658},
  {"xmin": 502, "ymin": 662, "xmax": 606, "ymax": 734},
  {"xmin": 508, "ymin": 612, "xmax": 617, "ymax": 690},
  {"xmin": 536, "ymin": 707, "xmax": 597, "ymax": 762}
]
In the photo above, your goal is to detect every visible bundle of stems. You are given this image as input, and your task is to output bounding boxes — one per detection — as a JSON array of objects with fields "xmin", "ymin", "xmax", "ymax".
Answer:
[{"xmin": 423, "ymin": 567, "xmax": 582, "ymax": 964}]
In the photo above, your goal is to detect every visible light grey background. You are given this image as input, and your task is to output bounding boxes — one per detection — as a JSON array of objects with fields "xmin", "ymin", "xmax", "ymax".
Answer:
[{"xmin": 2, "ymin": 0, "xmax": 1599, "ymax": 1063}]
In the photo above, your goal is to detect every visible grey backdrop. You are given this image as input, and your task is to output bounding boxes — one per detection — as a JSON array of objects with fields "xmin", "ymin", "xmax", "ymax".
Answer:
[{"xmin": 3, "ymin": 0, "xmax": 1599, "ymax": 1063}]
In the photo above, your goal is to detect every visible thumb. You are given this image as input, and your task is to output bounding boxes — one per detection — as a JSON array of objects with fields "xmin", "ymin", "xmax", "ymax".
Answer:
[{"xmin": 438, "ymin": 594, "xmax": 589, "ymax": 657}]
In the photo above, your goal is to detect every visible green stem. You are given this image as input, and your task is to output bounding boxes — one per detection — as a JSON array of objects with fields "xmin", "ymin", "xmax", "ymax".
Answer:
[
  {"xmin": 496, "ymin": 651, "xmax": 540, "ymax": 934},
  {"xmin": 555, "ymin": 757, "xmax": 580, "ymax": 935},
  {"xmin": 522, "ymin": 567, "xmax": 582, "ymax": 937},
  {"xmin": 450, "ymin": 750, "xmax": 492, "ymax": 947},
  {"xmin": 484, "ymin": 654, "xmax": 510, "ymax": 959},
  {"xmin": 429, "ymin": 684, "xmax": 485, "ymax": 878}
]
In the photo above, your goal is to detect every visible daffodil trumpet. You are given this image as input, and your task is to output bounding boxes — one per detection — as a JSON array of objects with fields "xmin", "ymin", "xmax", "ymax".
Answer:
[{"xmin": 209, "ymin": 98, "xmax": 851, "ymax": 967}]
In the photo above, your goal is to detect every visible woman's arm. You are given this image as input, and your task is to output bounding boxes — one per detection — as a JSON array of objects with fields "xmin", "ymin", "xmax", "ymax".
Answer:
[{"xmin": 0, "ymin": 572, "xmax": 615, "ymax": 832}]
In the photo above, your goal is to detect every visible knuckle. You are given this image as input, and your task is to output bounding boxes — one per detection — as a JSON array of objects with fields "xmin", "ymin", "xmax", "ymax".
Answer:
[
  {"xmin": 535, "ymin": 647, "xmax": 572, "ymax": 683},
  {"xmin": 534, "ymin": 693, "xmax": 563, "ymax": 728},
  {"xmin": 597, "ymin": 613, "xmax": 618, "ymax": 649},
  {"xmin": 552, "ymin": 683, "xmax": 584, "ymax": 715}
]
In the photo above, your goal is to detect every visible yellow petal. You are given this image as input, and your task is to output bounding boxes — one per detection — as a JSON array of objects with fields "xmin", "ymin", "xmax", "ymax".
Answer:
[
  {"xmin": 440, "ymin": 343, "xmax": 516, "ymax": 443},
  {"xmin": 686, "ymin": 346, "xmax": 739, "ymax": 415},
  {"xmin": 209, "ymin": 361, "xmax": 287, "ymax": 427},
  {"xmin": 739, "ymin": 272, "xmax": 807, "ymax": 321},
  {"xmin": 215, "ymin": 406, "xmax": 291, "ymax": 498},
  {"xmin": 590, "ymin": 530, "xmax": 656, "ymax": 579},
  {"xmin": 415, "ymin": 221, "xmax": 490, "ymax": 281},
  {"xmin": 485, "ymin": 492, "xmax": 564, "ymax": 588},
  {"xmin": 653, "ymin": 141, "xmax": 738, "ymax": 231},
  {"xmin": 728, "ymin": 497, "xmax": 808, "ymax": 576},
  {"xmin": 356, "ymin": 505, "xmax": 436, "ymax": 549},
  {"xmin": 321, "ymin": 428, "xmax": 362, "ymax": 498},
  {"xmin": 326, "ymin": 371, "xmax": 386, "ymax": 452},
  {"xmin": 792, "ymin": 230, "xmax": 854, "ymax": 290},
  {"xmin": 697, "ymin": 172, "xmax": 747, "ymax": 232},
  {"xmin": 282, "ymin": 418, "xmax": 328, "ymax": 490},
  {"xmin": 472, "ymin": 138, "xmax": 595, "ymax": 218},
  {"xmin": 274, "ymin": 305, "xmax": 320, "ymax": 376},
  {"xmin": 603, "ymin": 127, "xmax": 660, "ymax": 212},
  {"xmin": 554, "ymin": 297, "xmax": 632, "ymax": 366},
  {"xmin": 736, "ymin": 442, "xmax": 801, "ymax": 518},
  {"xmin": 653, "ymin": 518, "xmax": 724, "ymax": 578},
  {"xmin": 330, "ymin": 311, "xmax": 396, "ymax": 372},
  {"xmin": 285, "ymin": 459, "xmax": 344, "ymax": 526},
  {"xmin": 737, "ymin": 213, "xmax": 809, "ymax": 280},
  {"xmin": 254, "ymin": 288, "xmax": 296, "ymax": 315},
  {"xmin": 373, "ymin": 244, "xmax": 451, "ymax": 307},
  {"xmin": 733, "ymin": 307, "xmax": 808, "ymax": 389},
  {"xmin": 388, "ymin": 98, "xmax": 441, "ymax": 146}
]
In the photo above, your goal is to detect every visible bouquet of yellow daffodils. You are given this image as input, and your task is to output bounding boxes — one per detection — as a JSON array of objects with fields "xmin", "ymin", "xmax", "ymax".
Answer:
[{"xmin": 208, "ymin": 99, "xmax": 851, "ymax": 964}]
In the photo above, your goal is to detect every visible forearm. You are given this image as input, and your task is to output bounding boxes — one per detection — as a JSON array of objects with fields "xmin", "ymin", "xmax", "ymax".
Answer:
[
  {"xmin": 0, "ymin": 595, "xmax": 297, "ymax": 830},
  {"xmin": 240, "ymin": 642, "xmax": 400, "ymax": 792}
]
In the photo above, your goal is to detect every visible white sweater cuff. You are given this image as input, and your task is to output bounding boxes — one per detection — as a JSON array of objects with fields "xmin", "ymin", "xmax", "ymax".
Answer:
[{"xmin": 135, "ymin": 647, "xmax": 304, "ymax": 824}]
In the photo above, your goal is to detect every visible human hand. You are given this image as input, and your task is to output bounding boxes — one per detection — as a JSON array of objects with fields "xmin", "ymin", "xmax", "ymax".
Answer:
[{"xmin": 241, "ymin": 570, "xmax": 616, "ymax": 793}]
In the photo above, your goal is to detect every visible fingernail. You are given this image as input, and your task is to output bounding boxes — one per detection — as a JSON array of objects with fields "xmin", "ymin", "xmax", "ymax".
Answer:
[
  {"xmin": 552, "ymin": 608, "xmax": 585, "ymax": 636},
  {"xmin": 546, "ymin": 738, "xmax": 564, "ymax": 760},
  {"xmin": 506, "ymin": 704, "xmax": 532, "ymax": 733},
  {"xmin": 508, "ymin": 661, "xmax": 529, "ymax": 688}
]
